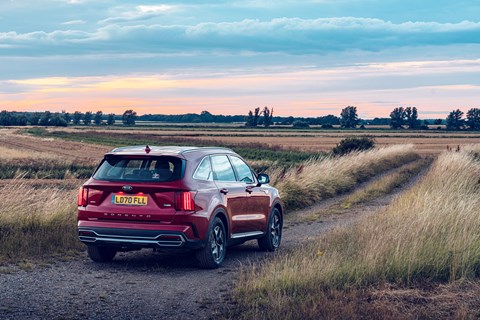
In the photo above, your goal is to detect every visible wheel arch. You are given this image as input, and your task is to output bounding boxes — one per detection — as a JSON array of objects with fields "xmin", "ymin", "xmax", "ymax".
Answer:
[
  {"xmin": 212, "ymin": 207, "xmax": 230, "ymax": 239},
  {"xmin": 272, "ymin": 199, "xmax": 284, "ymax": 218}
]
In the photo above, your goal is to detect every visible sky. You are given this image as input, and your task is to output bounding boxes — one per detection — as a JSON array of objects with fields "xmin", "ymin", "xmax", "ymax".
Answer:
[{"xmin": 0, "ymin": 0, "xmax": 479, "ymax": 118}]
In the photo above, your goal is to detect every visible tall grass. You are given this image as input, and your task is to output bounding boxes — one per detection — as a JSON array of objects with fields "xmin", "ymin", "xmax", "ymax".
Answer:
[
  {"xmin": 231, "ymin": 146, "xmax": 480, "ymax": 319},
  {"xmin": 271, "ymin": 144, "xmax": 420, "ymax": 209},
  {"xmin": 0, "ymin": 179, "xmax": 83, "ymax": 262},
  {"xmin": 340, "ymin": 157, "xmax": 432, "ymax": 208}
]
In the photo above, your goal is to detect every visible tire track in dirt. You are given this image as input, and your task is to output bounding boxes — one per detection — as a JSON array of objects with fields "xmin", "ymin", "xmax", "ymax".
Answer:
[{"xmin": 0, "ymin": 159, "xmax": 432, "ymax": 320}]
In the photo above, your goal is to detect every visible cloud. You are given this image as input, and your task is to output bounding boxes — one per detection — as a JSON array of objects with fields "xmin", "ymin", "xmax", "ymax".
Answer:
[
  {"xmin": 1, "ymin": 17, "xmax": 479, "ymax": 57},
  {"xmin": 61, "ymin": 19, "xmax": 86, "ymax": 25},
  {"xmin": 2, "ymin": 58, "xmax": 480, "ymax": 117},
  {"xmin": 99, "ymin": 5, "xmax": 178, "ymax": 24}
]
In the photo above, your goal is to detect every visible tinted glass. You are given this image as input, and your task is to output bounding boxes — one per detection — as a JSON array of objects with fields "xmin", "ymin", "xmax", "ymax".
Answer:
[
  {"xmin": 229, "ymin": 156, "xmax": 254, "ymax": 183},
  {"xmin": 211, "ymin": 155, "xmax": 236, "ymax": 182},
  {"xmin": 193, "ymin": 157, "xmax": 213, "ymax": 181},
  {"xmin": 93, "ymin": 156, "xmax": 183, "ymax": 182}
]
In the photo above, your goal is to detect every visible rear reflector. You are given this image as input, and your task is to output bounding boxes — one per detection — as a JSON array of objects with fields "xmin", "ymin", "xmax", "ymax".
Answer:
[
  {"xmin": 175, "ymin": 191, "xmax": 196, "ymax": 211},
  {"xmin": 78, "ymin": 187, "xmax": 88, "ymax": 207}
]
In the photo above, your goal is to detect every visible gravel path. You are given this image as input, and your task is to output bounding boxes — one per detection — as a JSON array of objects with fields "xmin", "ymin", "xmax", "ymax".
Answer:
[{"xmin": 0, "ymin": 163, "xmax": 430, "ymax": 320}]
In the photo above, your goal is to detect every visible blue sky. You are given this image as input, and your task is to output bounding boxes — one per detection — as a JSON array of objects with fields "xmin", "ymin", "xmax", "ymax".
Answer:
[{"xmin": 0, "ymin": 0, "xmax": 479, "ymax": 117}]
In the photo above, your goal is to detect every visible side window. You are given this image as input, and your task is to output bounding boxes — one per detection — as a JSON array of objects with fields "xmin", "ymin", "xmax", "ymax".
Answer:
[
  {"xmin": 211, "ymin": 155, "xmax": 237, "ymax": 182},
  {"xmin": 229, "ymin": 156, "xmax": 254, "ymax": 183},
  {"xmin": 193, "ymin": 157, "xmax": 213, "ymax": 181}
]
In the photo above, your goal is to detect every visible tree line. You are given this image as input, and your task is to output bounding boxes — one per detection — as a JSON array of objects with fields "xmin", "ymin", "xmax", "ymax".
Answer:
[
  {"xmin": 1, "ymin": 106, "xmax": 479, "ymax": 131},
  {"xmin": 0, "ymin": 110, "xmax": 137, "ymax": 127}
]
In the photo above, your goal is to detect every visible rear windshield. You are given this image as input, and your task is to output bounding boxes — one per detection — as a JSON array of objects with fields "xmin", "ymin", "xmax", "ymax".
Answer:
[{"xmin": 93, "ymin": 156, "xmax": 184, "ymax": 182}]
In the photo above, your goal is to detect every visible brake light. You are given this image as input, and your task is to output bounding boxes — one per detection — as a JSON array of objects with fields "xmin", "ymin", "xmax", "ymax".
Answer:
[
  {"xmin": 175, "ymin": 191, "xmax": 196, "ymax": 211},
  {"xmin": 77, "ymin": 187, "xmax": 88, "ymax": 207}
]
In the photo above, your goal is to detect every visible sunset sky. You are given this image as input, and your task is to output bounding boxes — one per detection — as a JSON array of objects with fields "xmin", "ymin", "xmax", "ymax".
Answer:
[{"xmin": 1, "ymin": 0, "xmax": 479, "ymax": 118}]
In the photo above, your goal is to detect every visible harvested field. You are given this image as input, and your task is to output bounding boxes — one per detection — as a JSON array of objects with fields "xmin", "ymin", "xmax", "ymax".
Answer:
[
  {"xmin": 34, "ymin": 127, "xmax": 480, "ymax": 156},
  {"xmin": 0, "ymin": 129, "xmax": 108, "ymax": 163}
]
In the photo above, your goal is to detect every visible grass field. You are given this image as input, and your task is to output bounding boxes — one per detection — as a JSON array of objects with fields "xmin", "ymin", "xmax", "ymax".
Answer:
[
  {"xmin": 27, "ymin": 126, "xmax": 480, "ymax": 156},
  {"xmin": 2, "ymin": 125, "xmax": 480, "ymax": 318},
  {"xmin": 0, "ymin": 127, "xmax": 421, "ymax": 263},
  {"xmin": 230, "ymin": 146, "xmax": 480, "ymax": 319},
  {"xmin": 0, "ymin": 178, "xmax": 83, "ymax": 263}
]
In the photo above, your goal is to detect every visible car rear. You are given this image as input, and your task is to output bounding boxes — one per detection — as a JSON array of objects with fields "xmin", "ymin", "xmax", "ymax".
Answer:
[{"xmin": 77, "ymin": 151, "xmax": 208, "ymax": 255}]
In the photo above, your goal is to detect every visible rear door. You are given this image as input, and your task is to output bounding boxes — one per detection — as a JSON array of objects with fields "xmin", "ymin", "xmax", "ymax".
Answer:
[
  {"xmin": 210, "ymin": 155, "xmax": 248, "ymax": 234},
  {"xmin": 83, "ymin": 155, "xmax": 184, "ymax": 223}
]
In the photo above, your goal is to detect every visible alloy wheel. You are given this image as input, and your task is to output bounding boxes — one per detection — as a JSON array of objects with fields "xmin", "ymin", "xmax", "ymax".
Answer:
[
  {"xmin": 271, "ymin": 214, "xmax": 281, "ymax": 248},
  {"xmin": 211, "ymin": 225, "xmax": 225, "ymax": 262}
]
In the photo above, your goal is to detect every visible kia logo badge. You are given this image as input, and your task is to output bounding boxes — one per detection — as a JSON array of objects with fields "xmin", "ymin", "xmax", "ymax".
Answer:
[{"xmin": 122, "ymin": 185, "xmax": 133, "ymax": 192}]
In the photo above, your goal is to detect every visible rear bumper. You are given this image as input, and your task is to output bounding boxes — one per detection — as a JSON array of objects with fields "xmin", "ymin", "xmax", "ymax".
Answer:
[{"xmin": 78, "ymin": 226, "xmax": 205, "ymax": 250}]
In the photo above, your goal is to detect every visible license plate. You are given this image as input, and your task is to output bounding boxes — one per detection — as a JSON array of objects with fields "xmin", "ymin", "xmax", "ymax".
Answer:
[{"xmin": 112, "ymin": 194, "xmax": 148, "ymax": 206}]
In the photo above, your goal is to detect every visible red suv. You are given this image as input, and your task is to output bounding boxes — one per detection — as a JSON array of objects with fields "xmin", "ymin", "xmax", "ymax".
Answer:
[{"xmin": 77, "ymin": 146, "xmax": 283, "ymax": 268}]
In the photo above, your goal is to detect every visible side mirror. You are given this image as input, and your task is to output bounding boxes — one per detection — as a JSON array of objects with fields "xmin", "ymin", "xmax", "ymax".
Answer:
[{"xmin": 257, "ymin": 173, "xmax": 270, "ymax": 185}]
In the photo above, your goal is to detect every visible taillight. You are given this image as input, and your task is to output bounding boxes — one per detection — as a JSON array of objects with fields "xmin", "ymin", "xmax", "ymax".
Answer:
[
  {"xmin": 175, "ymin": 191, "xmax": 196, "ymax": 211},
  {"xmin": 78, "ymin": 187, "xmax": 88, "ymax": 207}
]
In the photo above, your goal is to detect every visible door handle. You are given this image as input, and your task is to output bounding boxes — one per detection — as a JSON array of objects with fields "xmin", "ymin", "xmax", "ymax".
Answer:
[
  {"xmin": 246, "ymin": 187, "xmax": 253, "ymax": 194},
  {"xmin": 220, "ymin": 188, "xmax": 229, "ymax": 195}
]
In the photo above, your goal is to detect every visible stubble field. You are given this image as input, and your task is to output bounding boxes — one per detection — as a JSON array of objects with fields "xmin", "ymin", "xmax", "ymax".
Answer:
[
  {"xmin": 2, "ymin": 125, "xmax": 480, "ymax": 319},
  {"xmin": 24, "ymin": 125, "xmax": 480, "ymax": 155}
]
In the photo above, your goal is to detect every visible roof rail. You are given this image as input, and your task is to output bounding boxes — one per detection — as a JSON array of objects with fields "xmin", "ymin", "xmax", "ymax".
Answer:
[{"xmin": 179, "ymin": 147, "xmax": 234, "ymax": 154}]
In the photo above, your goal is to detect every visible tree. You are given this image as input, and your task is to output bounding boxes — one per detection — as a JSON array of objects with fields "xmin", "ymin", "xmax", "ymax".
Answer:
[
  {"xmin": 122, "ymin": 109, "xmax": 137, "ymax": 125},
  {"xmin": 0, "ymin": 110, "xmax": 13, "ymax": 126},
  {"xmin": 62, "ymin": 112, "xmax": 71, "ymax": 124},
  {"xmin": 72, "ymin": 111, "xmax": 82, "ymax": 125},
  {"xmin": 434, "ymin": 119, "xmax": 443, "ymax": 125},
  {"xmin": 50, "ymin": 113, "xmax": 68, "ymax": 127},
  {"xmin": 404, "ymin": 107, "xmax": 420, "ymax": 129},
  {"xmin": 29, "ymin": 112, "xmax": 41, "ymax": 125},
  {"xmin": 245, "ymin": 107, "xmax": 261, "ymax": 127},
  {"xmin": 339, "ymin": 106, "xmax": 358, "ymax": 128},
  {"xmin": 245, "ymin": 110, "xmax": 255, "ymax": 127},
  {"xmin": 446, "ymin": 109, "xmax": 464, "ymax": 130},
  {"xmin": 389, "ymin": 107, "xmax": 405, "ymax": 129},
  {"xmin": 107, "ymin": 113, "xmax": 115, "ymax": 125},
  {"xmin": 466, "ymin": 108, "xmax": 480, "ymax": 130},
  {"xmin": 83, "ymin": 111, "xmax": 93, "ymax": 125},
  {"xmin": 262, "ymin": 107, "xmax": 273, "ymax": 128},
  {"xmin": 39, "ymin": 111, "xmax": 51, "ymax": 126},
  {"xmin": 200, "ymin": 111, "xmax": 214, "ymax": 122},
  {"xmin": 94, "ymin": 111, "xmax": 103, "ymax": 125},
  {"xmin": 16, "ymin": 114, "xmax": 28, "ymax": 126}
]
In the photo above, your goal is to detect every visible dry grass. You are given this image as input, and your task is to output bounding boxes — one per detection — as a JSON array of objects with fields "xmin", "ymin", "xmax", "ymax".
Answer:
[
  {"xmin": 28, "ymin": 127, "xmax": 480, "ymax": 156},
  {"xmin": 0, "ymin": 146, "xmax": 60, "ymax": 160},
  {"xmin": 230, "ymin": 146, "xmax": 480, "ymax": 319},
  {"xmin": 0, "ymin": 178, "xmax": 84, "ymax": 263},
  {"xmin": 271, "ymin": 144, "xmax": 420, "ymax": 209},
  {"xmin": 341, "ymin": 157, "xmax": 432, "ymax": 209}
]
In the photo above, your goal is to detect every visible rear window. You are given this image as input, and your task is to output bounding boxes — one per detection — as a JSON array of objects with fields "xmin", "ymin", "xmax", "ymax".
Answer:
[{"xmin": 93, "ymin": 156, "xmax": 184, "ymax": 182}]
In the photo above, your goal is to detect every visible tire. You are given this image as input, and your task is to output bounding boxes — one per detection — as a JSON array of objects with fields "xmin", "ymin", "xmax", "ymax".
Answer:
[
  {"xmin": 258, "ymin": 207, "xmax": 282, "ymax": 252},
  {"xmin": 196, "ymin": 217, "xmax": 226, "ymax": 269},
  {"xmin": 87, "ymin": 245, "xmax": 117, "ymax": 262}
]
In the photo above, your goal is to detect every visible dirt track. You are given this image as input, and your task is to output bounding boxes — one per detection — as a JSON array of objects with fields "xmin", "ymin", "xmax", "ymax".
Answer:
[{"xmin": 0, "ymin": 163, "xmax": 428, "ymax": 320}]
